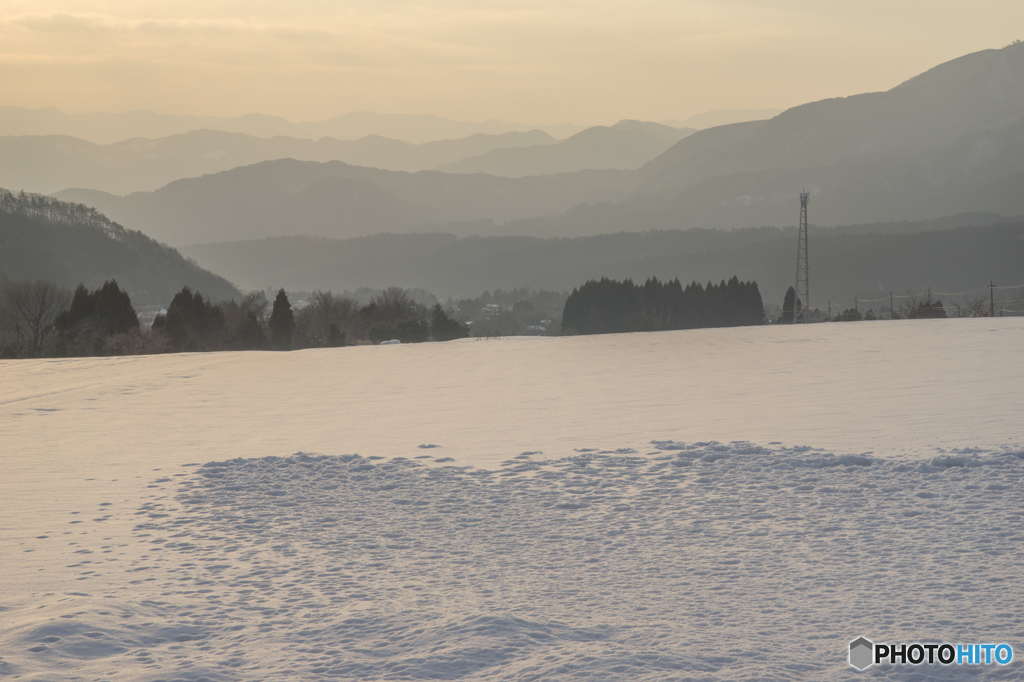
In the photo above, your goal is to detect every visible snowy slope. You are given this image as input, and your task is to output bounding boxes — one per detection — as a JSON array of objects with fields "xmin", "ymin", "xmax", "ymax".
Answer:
[{"xmin": 1, "ymin": 319, "xmax": 1022, "ymax": 680}]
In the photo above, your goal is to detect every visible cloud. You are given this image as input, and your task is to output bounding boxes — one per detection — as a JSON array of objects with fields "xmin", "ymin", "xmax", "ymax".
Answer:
[
  {"xmin": 0, "ymin": 1, "xmax": 1022, "ymax": 123},
  {"xmin": 11, "ymin": 12, "xmax": 110, "ymax": 33}
]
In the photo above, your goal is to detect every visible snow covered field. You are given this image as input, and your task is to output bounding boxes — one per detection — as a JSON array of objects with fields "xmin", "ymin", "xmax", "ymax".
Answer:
[{"xmin": 2, "ymin": 318, "xmax": 1022, "ymax": 680}]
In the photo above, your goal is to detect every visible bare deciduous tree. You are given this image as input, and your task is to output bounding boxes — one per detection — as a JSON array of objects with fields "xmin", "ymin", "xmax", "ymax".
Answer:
[
  {"xmin": 309, "ymin": 290, "xmax": 337, "ymax": 330},
  {"xmin": 951, "ymin": 295, "xmax": 989, "ymax": 318},
  {"xmin": 897, "ymin": 291, "xmax": 947, "ymax": 320},
  {"xmin": 239, "ymin": 291, "xmax": 269, "ymax": 321},
  {"xmin": 294, "ymin": 290, "xmax": 356, "ymax": 348},
  {"xmin": 2, "ymin": 279, "xmax": 72, "ymax": 357},
  {"xmin": 374, "ymin": 287, "xmax": 414, "ymax": 322}
]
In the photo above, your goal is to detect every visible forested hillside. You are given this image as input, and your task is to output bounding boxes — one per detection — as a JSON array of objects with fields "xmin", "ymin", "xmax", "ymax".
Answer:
[
  {"xmin": 0, "ymin": 190, "xmax": 239, "ymax": 305},
  {"xmin": 180, "ymin": 216, "xmax": 1024, "ymax": 305},
  {"xmin": 55, "ymin": 160, "xmax": 635, "ymax": 246}
]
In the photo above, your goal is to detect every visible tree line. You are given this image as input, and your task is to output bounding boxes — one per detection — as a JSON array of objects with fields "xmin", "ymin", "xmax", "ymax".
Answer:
[
  {"xmin": 778, "ymin": 285, "xmax": 1005, "ymax": 322},
  {"xmin": 0, "ymin": 189, "xmax": 113, "ymax": 228},
  {"xmin": 561, "ymin": 276, "xmax": 765, "ymax": 335},
  {"xmin": 178, "ymin": 220, "xmax": 1024, "ymax": 311},
  {"xmin": 0, "ymin": 277, "xmax": 469, "ymax": 359}
]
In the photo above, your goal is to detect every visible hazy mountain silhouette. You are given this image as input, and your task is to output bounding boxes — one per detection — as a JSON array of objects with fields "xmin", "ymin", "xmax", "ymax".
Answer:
[
  {"xmin": 0, "ymin": 128, "xmax": 555, "ymax": 194},
  {"xmin": 660, "ymin": 108, "xmax": 783, "ymax": 130},
  {"xmin": 55, "ymin": 160, "xmax": 636, "ymax": 245},
  {"xmin": 506, "ymin": 43, "xmax": 1024, "ymax": 234},
  {"xmin": 0, "ymin": 107, "xmax": 584, "ymax": 145},
  {"xmin": 48, "ymin": 43, "xmax": 1024, "ymax": 245},
  {"xmin": 654, "ymin": 114, "xmax": 1024, "ymax": 229},
  {"xmin": 179, "ymin": 216, "xmax": 1023, "ymax": 305},
  {"xmin": 639, "ymin": 43, "xmax": 1024, "ymax": 195},
  {"xmin": 502, "ymin": 107, "xmax": 1024, "ymax": 237},
  {"xmin": 437, "ymin": 121, "xmax": 693, "ymax": 177}
]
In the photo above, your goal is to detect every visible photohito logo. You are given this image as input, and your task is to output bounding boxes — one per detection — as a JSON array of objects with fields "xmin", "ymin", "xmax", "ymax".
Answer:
[{"xmin": 849, "ymin": 637, "xmax": 1013, "ymax": 670}]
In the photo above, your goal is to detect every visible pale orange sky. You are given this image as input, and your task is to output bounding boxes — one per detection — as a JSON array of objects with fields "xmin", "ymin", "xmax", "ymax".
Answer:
[{"xmin": 0, "ymin": 0, "xmax": 1021, "ymax": 125}]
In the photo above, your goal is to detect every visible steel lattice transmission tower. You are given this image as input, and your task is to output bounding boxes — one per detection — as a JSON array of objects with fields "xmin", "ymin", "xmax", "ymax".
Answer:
[{"xmin": 794, "ymin": 191, "xmax": 810, "ymax": 322}]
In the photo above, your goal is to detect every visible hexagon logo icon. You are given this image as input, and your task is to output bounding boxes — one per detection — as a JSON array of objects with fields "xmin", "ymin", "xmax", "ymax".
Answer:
[{"xmin": 849, "ymin": 637, "xmax": 874, "ymax": 670}]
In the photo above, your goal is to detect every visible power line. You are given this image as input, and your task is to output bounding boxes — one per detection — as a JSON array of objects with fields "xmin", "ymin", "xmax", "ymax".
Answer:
[{"xmin": 836, "ymin": 284, "xmax": 1024, "ymax": 304}]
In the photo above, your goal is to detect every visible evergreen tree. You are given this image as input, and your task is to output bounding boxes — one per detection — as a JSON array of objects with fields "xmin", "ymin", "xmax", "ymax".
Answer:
[
  {"xmin": 54, "ymin": 279, "xmax": 138, "ymax": 355},
  {"xmin": 906, "ymin": 298, "xmax": 947, "ymax": 319},
  {"xmin": 928, "ymin": 300, "xmax": 947, "ymax": 319},
  {"xmin": 430, "ymin": 303, "xmax": 470, "ymax": 341},
  {"xmin": 396, "ymin": 319, "xmax": 429, "ymax": 343},
  {"xmin": 562, "ymin": 275, "xmax": 764, "ymax": 335},
  {"xmin": 269, "ymin": 288, "xmax": 295, "ymax": 350},
  {"xmin": 782, "ymin": 287, "xmax": 796, "ymax": 324},
  {"xmin": 232, "ymin": 311, "xmax": 269, "ymax": 350},
  {"xmin": 159, "ymin": 286, "xmax": 224, "ymax": 352},
  {"xmin": 163, "ymin": 306, "xmax": 188, "ymax": 347},
  {"xmin": 93, "ymin": 280, "xmax": 139, "ymax": 335}
]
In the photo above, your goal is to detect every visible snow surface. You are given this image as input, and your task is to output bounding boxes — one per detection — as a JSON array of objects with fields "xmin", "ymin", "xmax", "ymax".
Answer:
[{"xmin": 1, "ymin": 318, "xmax": 1022, "ymax": 680}]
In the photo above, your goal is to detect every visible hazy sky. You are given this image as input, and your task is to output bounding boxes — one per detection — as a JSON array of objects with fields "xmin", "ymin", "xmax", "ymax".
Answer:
[{"xmin": 1, "ymin": 0, "xmax": 1021, "ymax": 125}]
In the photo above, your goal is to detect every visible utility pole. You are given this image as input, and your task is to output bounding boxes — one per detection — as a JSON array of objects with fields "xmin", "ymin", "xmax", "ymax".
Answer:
[
  {"xmin": 988, "ymin": 280, "xmax": 996, "ymax": 317},
  {"xmin": 795, "ymin": 191, "xmax": 810, "ymax": 323},
  {"xmin": 890, "ymin": 292, "xmax": 894, "ymax": 320}
]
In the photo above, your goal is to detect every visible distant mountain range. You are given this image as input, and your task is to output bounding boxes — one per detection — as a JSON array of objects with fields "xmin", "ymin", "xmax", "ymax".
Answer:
[
  {"xmin": 0, "ymin": 107, "xmax": 585, "ymax": 145},
  {"xmin": 660, "ymin": 108, "xmax": 783, "ymax": 130},
  {"xmin": 2, "ymin": 120, "xmax": 696, "ymax": 196},
  {"xmin": 0, "ymin": 128, "xmax": 557, "ymax": 195},
  {"xmin": 437, "ymin": 121, "xmax": 693, "ymax": 177},
  {"xmin": 179, "ymin": 216, "xmax": 1024, "ymax": 306},
  {"xmin": 55, "ymin": 161, "xmax": 635, "ymax": 246},
  {"xmin": 49, "ymin": 43, "xmax": 1024, "ymax": 246},
  {"xmin": 0, "ymin": 106, "xmax": 777, "ymax": 147}
]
